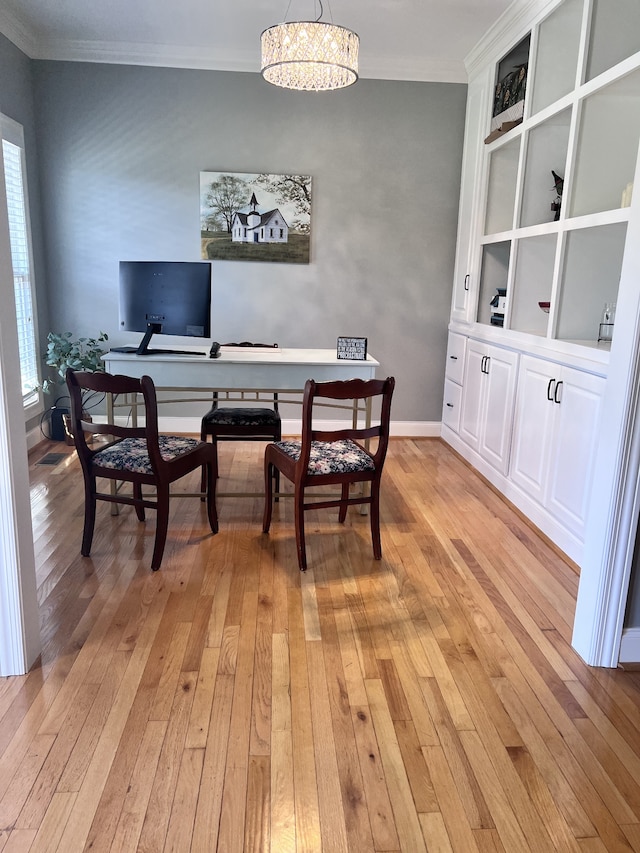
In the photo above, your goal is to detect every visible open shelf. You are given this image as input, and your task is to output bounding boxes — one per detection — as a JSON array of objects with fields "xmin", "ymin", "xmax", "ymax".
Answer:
[
  {"xmin": 478, "ymin": 241, "xmax": 511, "ymax": 327},
  {"xmin": 510, "ymin": 234, "xmax": 557, "ymax": 336},
  {"xmin": 556, "ymin": 222, "xmax": 627, "ymax": 343},
  {"xmin": 571, "ymin": 67, "xmax": 640, "ymax": 217},
  {"xmin": 485, "ymin": 137, "xmax": 521, "ymax": 235},
  {"xmin": 586, "ymin": 0, "xmax": 640, "ymax": 82},
  {"xmin": 530, "ymin": 0, "xmax": 583, "ymax": 115},
  {"xmin": 520, "ymin": 108, "xmax": 572, "ymax": 227}
]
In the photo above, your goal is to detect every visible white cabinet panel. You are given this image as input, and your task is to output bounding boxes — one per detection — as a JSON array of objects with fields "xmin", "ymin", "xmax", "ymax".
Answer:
[
  {"xmin": 511, "ymin": 356, "xmax": 558, "ymax": 502},
  {"xmin": 459, "ymin": 341, "xmax": 487, "ymax": 450},
  {"xmin": 481, "ymin": 346, "xmax": 519, "ymax": 473},
  {"xmin": 511, "ymin": 354, "xmax": 605, "ymax": 538},
  {"xmin": 546, "ymin": 368, "xmax": 605, "ymax": 534},
  {"xmin": 460, "ymin": 339, "xmax": 518, "ymax": 474},
  {"xmin": 445, "ymin": 333, "xmax": 466, "ymax": 384},
  {"xmin": 450, "ymin": 73, "xmax": 490, "ymax": 323},
  {"xmin": 442, "ymin": 379, "xmax": 462, "ymax": 433}
]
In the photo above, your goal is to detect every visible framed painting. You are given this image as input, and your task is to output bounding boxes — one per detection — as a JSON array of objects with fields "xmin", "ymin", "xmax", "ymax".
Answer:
[{"xmin": 200, "ymin": 171, "xmax": 312, "ymax": 264}]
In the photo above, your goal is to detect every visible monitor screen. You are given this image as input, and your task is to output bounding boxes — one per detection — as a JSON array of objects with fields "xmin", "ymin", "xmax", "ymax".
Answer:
[{"xmin": 117, "ymin": 261, "xmax": 211, "ymax": 355}]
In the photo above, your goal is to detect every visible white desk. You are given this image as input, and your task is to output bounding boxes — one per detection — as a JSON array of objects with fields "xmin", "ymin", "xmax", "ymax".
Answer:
[{"xmin": 103, "ymin": 347, "xmax": 379, "ymax": 392}]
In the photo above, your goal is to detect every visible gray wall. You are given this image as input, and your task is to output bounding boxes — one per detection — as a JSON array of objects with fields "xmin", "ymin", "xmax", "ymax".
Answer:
[{"xmin": 31, "ymin": 61, "xmax": 466, "ymax": 423}]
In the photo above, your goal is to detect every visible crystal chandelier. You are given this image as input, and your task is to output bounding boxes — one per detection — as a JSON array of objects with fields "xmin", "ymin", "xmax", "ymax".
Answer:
[{"xmin": 261, "ymin": 1, "xmax": 359, "ymax": 92}]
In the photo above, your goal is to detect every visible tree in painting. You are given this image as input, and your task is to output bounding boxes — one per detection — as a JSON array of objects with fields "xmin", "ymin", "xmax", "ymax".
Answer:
[
  {"xmin": 203, "ymin": 174, "xmax": 250, "ymax": 234},
  {"xmin": 253, "ymin": 174, "xmax": 312, "ymax": 234}
]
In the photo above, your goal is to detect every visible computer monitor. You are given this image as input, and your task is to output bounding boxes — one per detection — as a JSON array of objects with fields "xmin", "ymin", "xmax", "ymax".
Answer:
[{"xmin": 115, "ymin": 261, "xmax": 211, "ymax": 355}]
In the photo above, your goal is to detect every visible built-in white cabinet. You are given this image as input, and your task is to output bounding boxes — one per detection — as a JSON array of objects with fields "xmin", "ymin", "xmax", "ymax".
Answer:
[
  {"xmin": 443, "ymin": 0, "xmax": 640, "ymax": 664},
  {"xmin": 455, "ymin": 0, "xmax": 640, "ymax": 350},
  {"xmin": 459, "ymin": 340, "xmax": 518, "ymax": 475},
  {"xmin": 441, "ymin": 0, "xmax": 638, "ymax": 566},
  {"xmin": 510, "ymin": 355, "xmax": 605, "ymax": 537}
]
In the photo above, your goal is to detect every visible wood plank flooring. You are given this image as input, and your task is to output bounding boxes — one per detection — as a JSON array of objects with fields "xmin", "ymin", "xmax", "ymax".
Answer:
[{"xmin": 1, "ymin": 437, "xmax": 640, "ymax": 851}]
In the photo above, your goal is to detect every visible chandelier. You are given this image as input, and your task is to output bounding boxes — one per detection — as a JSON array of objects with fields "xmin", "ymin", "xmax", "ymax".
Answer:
[{"xmin": 261, "ymin": 1, "xmax": 359, "ymax": 92}]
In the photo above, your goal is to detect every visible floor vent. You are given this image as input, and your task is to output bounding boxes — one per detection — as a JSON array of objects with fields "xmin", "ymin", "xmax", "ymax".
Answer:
[{"xmin": 36, "ymin": 452, "xmax": 67, "ymax": 466}]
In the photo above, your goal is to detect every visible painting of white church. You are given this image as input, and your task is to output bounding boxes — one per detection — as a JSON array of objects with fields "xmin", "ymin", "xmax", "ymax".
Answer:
[
  {"xmin": 200, "ymin": 171, "xmax": 312, "ymax": 264},
  {"xmin": 232, "ymin": 193, "xmax": 289, "ymax": 244}
]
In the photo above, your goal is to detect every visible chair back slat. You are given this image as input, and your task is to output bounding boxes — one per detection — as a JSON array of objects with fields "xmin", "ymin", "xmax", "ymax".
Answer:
[
  {"xmin": 297, "ymin": 377, "xmax": 395, "ymax": 481},
  {"xmin": 66, "ymin": 369, "xmax": 164, "ymax": 473},
  {"xmin": 311, "ymin": 425, "xmax": 381, "ymax": 443}
]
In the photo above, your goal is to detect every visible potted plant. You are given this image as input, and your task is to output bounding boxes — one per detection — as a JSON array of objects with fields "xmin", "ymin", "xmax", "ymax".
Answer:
[{"xmin": 41, "ymin": 331, "xmax": 109, "ymax": 442}]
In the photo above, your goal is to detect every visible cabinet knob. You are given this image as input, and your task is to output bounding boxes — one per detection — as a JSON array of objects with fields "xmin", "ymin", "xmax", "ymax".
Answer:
[
  {"xmin": 554, "ymin": 380, "xmax": 563, "ymax": 404},
  {"xmin": 464, "ymin": 274, "xmax": 470, "ymax": 292},
  {"xmin": 446, "ymin": 402, "xmax": 454, "ymax": 408},
  {"xmin": 449, "ymin": 355, "xmax": 458, "ymax": 360}
]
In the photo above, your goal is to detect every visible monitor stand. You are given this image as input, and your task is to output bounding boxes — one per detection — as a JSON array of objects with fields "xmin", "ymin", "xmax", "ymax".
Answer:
[{"xmin": 110, "ymin": 323, "xmax": 204, "ymax": 356}]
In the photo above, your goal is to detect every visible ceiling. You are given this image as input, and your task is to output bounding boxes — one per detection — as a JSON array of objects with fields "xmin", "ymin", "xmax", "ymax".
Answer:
[{"xmin": 0, "ymin": 0, "xmax": 514, "ymax": 84}]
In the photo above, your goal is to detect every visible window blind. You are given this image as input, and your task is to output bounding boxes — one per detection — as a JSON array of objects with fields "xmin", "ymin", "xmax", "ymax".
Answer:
[{"xmin": 2, "ymin": 134, "xmax": 39, "ymax": 407}]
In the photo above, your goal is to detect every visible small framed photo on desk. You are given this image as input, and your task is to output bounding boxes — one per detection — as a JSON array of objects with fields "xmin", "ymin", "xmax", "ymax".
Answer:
[{"xmin": 337, "ymin": 336, "xmax": 368, "ymax": 360}]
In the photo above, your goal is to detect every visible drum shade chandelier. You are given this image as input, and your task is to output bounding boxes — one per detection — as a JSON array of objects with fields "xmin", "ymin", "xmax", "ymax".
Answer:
[{"xmin": 261, "ymin": 0, "xmax": 359, "ymax": 92}]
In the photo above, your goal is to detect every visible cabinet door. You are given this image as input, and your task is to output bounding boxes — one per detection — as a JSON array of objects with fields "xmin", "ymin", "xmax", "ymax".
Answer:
[
  {"xmin": 459, "ymin": 341, "xmax": 487, "ymax": 450},
  {"xmin": 480, "ymin": 345, "xmax": 518, "ymax": 474},
  {"xmin": 510, "ymin": 355, "xmax": 557, "ymax": 503},
  {"xmin": 545, "ymin": 366, "xmax": 605, "ymax": 536},
  {"xmin": 450, "ymin": 72, "xmax": 490, "ymax": 323}
]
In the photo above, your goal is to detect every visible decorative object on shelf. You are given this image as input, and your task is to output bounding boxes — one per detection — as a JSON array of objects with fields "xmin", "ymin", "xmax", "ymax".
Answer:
[
  {"xmin": 261, "ymin": 0, "xmax": 359, "ymax": 92},
  {"xmin": 200, "ymin": 171, "xmax": 312, "ymax": 264},
  {"xmin": 551, "ymin": 170, "xmax": 564, "ymax": 221},
  {"xmin": 538, "ymin": 301, "xmax": 551, "ymax": 314},
  {"xmin": 492, "ymin": 63, "xmax": 527, "ymax": 118},
  {"xmin": 337, "ymin": 336, "xmax": 367, "ymax": 360},
  {"xmin": 598, "ymin": 302, "xmax": 616, "ymax": 343},
  {"xmin": 485, "ymin": 61, "xmax": 527, "ymax": 143},
  {"xmin": 489, "ymin": 288, "xmax": 507, "ymax": 326}
]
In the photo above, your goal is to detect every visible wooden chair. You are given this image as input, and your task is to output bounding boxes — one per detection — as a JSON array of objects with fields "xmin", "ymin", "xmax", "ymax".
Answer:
[
  {"xmin": 263, "ymin": 376, "xmax": 395, "ymax": 570},
  {"xmin": 66, "ymin": 368, "xmax": 218, "ymax": 571},
  {"xmin": 200, "ymin": 342, "xmax": 281, "ymax": 492}
]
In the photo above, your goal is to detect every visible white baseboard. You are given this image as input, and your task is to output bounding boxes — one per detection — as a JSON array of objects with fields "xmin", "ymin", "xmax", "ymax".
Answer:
[
  {"xmin": 619, "ymin": 628, "xmax": 640, "ymax": 664},
  {"xmin": 152, "ymin": 416, "xmax": 441, "ymax": 438},
  {"xmin": 26, "ymin": 423, "xmax": 45, "ymax": 451},
  {"xmin": 37, "ymin": 415, "xmax": 441, "ymax": 443}
]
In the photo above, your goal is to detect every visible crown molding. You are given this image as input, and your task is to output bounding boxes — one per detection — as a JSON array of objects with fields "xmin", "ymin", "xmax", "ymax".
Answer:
[
  {"xmin": 1, "ymin": 24, "xmax": 468, "ymax": 84},
  {"xmin": 0, "ymin": 5, "xmax": 40, "ymax": 57}
]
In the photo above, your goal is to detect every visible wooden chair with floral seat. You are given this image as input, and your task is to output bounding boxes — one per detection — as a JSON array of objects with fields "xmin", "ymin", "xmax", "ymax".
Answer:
[
  {"xmin": 66, "ymin": 368, "xmax": 218, "ymax": 571},
  {"xmin": 262, "ymin": 376, "xmax": 395, "ymax": 570}
]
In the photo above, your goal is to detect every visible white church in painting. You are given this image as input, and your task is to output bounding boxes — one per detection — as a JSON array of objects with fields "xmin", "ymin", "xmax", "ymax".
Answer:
[{"xmin": 231, "ymin": 192, "xmax": 289, "ymax": 244}]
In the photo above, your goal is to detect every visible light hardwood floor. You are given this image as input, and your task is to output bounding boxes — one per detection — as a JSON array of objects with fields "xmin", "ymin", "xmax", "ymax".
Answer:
[{"xmin": 1, "ymin": 437, "xmax": 640, "ymax": 852}]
